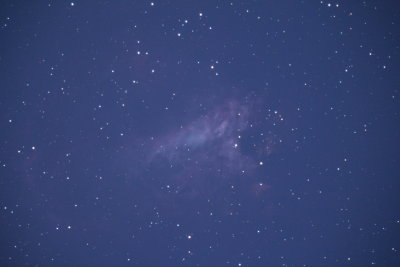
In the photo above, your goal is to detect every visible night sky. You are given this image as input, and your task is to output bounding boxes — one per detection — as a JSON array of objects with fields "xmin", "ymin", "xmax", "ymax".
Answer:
[{"xmin": 1, "ymin": 1, "xmax": 400, "ymax": 266}]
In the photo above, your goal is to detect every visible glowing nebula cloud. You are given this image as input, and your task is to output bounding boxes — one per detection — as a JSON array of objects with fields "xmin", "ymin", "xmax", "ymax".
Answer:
[
  {"xmin": 132, "ymin": 99, "xmax": 274, "ymax": 199},
  {"xmin": 115, "ymin": 97, "xmax": 279, "ymax": 203}
]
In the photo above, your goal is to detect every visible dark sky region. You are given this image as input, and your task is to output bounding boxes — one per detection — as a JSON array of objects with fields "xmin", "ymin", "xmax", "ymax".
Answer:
[{"xmin": 1, "ymin": 1, "xmax": 400, "ymax": 266}]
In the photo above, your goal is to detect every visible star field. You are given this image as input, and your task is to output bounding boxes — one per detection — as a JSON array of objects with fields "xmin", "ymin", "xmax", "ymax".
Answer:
[{"xmin": 1, "ymin": 1, "xmax": 400, "ymax": 266}]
